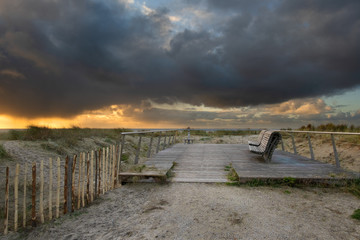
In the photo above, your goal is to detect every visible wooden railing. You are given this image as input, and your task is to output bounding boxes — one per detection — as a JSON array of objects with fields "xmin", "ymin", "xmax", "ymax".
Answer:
[
  {"xmin": 119, "ymin": 130, "xmax": 178, "ymax": 165},
  {"xmin": 278, "ymin": 130, "xmax": 360, "ymax": 168}
]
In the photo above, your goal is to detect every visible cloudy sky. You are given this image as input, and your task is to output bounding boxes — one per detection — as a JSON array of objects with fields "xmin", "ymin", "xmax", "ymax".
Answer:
[{"xmin": 0, "ymin": 0, "xmax": 359, "ymax": 129}]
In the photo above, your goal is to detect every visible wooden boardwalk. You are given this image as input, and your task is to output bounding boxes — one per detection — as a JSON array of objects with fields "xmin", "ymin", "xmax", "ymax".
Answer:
[{"xmin": 143, "ymin": 144, "xmax": 359, "ymax": 183}]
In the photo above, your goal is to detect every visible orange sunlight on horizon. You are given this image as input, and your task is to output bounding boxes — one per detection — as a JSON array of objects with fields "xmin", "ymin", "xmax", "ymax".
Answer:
[{"xmin": 0, "ymin": 113, "xmax": 179, "ymax": 129}]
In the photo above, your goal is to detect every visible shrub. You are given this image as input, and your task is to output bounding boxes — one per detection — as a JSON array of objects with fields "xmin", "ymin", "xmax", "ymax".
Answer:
[
  {"xmin": 0, "ymin": 144, "xmax": 11, "ymax": 159},
  {"xmin": 351, "ymin": 209, "xmax": 360, "ymax": 220}
]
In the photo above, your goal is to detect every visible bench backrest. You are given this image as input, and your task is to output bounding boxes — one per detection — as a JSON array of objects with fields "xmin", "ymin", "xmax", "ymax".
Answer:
[
  {"xmin": 258, "ymin": 131, "xmax": 282, "ymax": 161},
  {"xmin": 256, "ymin": 130, "xmax": 267, "ymax": 143},
  {"xmin": 263, "ymin": 131, "xmax": 281, "ymax": 162}
]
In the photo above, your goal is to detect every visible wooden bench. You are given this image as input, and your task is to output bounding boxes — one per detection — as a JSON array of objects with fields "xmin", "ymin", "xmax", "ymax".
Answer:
[
  {"xmin": 184, "ymin": 138, "xmax": 194, "ymax": 144},
  {"xmin": 248, "ymin": 130, "xmax": 266, "ymax": 146},
  {"xmin": 248, "ymin": 130, "xmax": 282, "ymax": 162}
]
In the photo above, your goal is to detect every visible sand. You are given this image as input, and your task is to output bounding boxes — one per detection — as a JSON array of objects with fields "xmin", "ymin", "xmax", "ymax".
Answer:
[{"xmin": 3, "ymin": 183, "xmax": 360, "ymax": 240}]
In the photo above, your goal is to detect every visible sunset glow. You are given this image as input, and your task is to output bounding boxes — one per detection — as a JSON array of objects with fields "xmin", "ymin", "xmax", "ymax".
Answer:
[{"xmin": 1, "ymin": 0, "xmax": 359, "ymax": 129}]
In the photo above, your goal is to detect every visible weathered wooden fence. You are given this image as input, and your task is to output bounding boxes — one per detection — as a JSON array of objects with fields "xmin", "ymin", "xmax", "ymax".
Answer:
[{"xmin": 1, "ymin": 129, "xmax": 178, "ymax": 235}]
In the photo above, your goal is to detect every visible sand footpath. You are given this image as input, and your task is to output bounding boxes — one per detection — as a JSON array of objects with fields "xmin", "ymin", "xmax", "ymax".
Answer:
[{"xmin": 4, "ymin": 183, "xmax": 360, "ymax": 240}]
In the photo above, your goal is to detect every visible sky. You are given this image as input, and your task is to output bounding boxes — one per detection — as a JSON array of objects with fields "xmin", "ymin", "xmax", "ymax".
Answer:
[{"xmin": 0, "ymin": 0, "xmax": 360, "ymax": 129}]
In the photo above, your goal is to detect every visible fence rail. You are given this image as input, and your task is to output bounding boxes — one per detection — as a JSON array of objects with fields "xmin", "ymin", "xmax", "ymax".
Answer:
[{"xmin": 278, "ymin": 130, "xmax": 360, "ymax": 169}]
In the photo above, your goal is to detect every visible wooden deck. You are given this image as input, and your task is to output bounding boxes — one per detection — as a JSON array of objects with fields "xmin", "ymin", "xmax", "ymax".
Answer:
[{"xmin": 141, "ymin": 144, "xmax": 359, "ymax": 183}]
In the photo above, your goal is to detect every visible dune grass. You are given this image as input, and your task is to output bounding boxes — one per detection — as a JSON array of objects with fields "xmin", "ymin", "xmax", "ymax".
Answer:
[{"xmin": 2, "ymin": 125, "xmax": 130, "ymax": 143}]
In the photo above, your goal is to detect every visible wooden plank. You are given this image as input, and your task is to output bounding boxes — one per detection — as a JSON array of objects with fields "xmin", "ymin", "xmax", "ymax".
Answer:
[
  {"xmin": 119, "ymin": 172, "xmax": 166, "ymax": 177},
  {"xmin": 151, "ymin": 144, "xmax": 359, "ymax": 183}
]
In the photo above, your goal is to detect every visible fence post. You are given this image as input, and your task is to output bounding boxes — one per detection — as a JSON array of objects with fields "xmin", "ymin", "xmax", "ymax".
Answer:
[
  {"xmin": 290, "ymin": 133, "xmax": 297, "ymax": 155},
  {"xmin": 67, "ymin": 157, "xmax": 73, "ymax": 214},
  {"xmin": 86, "ymin": 153, "xmax": 90, "ymax": 204},
  {"xmin": 82, "ymin": 153, "xmax": 85, "ymax": 207},
  {"xmin": 98, "ymin": 149, "xmax": 102, "ymax": 195},
  {"xmin": 135, "ymin": 136, "xmax": 142, "ymax": 164},
  {"xmin": 14, "ymin": 163, "xmax": 19, "ymax": 231},
  {"xmin": 307, "ymin": 134, "xmax": 315, "ymax": 160},
  {"xmin": 105, "ymin": 148, "xmax": 108, "ymax": 192},
  {"xmin": 64, "ymin": 156, "xmax": 68, "ymax": 214},
  {"xmin": 77, "ymin": 154, "xmax": 82, "ymax": 209},
  {"xmin": 114, "ymin": 145, "xmax": 118, "ymax": 187},
  {"xmin": 95, "ymin": 150, "xmax": 98, "ymax": 198},
  {"xmin": 40, "ymin": 160, "xmax": 44, "ymax": 223},
  {"xmin": 156, "ymin": 134, "xmax": 161, "ymax": 153},
  {"xmin": 281, "ymin": 139, "xmax": 285, "ymax": 151},
  {"xmin": 90, "ymin": 150, "xmax": 94, "ymax": 202},
  {"xmin": 102, "ymin": 148, "xmax": 105, "ymax": 194},
  {"xmin": 49, "ymin": 158, "xmax": 53, "ymax": 220},
  {"xmin": 112, "ymin": 146, "xmax": 116, "ymax": 189},
  {"xmin": 331, "ymin": 134, "xmax": 340, "ymax": 168},
  {"xmin": 71, "ymin": 155, "xmax": 77, "ymax": 212},
  {"xmin": 108, "ymin": 147, "xmax": 112, "ymax": 191},
  {"xmin": 31, "ymin": 162, "xmax": 36, "ymax": 227},
  {"xmin": 147, "ymin": 135, "xmax": 153, "ymax": 158},
  {"xmin": 56, "ymin": 157, "xmax": 60, "ymax": 218},
  {"xmin": 4, "ymin": 166, "xmax": 9, "ymax": 234},
  {"xmin": 23, "ymin": 163, "xmax": 27, "ymax": 227}
]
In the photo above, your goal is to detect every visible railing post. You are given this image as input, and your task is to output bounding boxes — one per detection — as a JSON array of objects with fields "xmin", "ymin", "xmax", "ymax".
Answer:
[
  {"xmin": 135, "ymin": 135, "xmax": 142, "ymax": 164},
  {"xmin": 281, "ymin": 139, "xmax": 285, "ymax": 151},
  {"xmin": 168, "ymin": 135, "xmax": 171, "ymax": 146},
  {"xmin": 163, "ymin": 136, "xmax": 167, "ymax": 150},
  {"xmin": 331, "ymin": 134, "xmax": 340, "ymax": 168},
  {"xmin": 156, "ymin": 134, "xmax": 161, "ymax": 153},
  {"xmin": 290, "ymin": 133, "xmax": 297, "ymax": 155},
  {"xmin": 307, "ymin": 133, "xmax": 315, "ymax": 160},
  {"xmin": 119, "ymin": 135, "xmax": 125, "ymax": 174},
  {"xmin": 147, "ymin": 135, "xmax": 153, "ymax": 158}
]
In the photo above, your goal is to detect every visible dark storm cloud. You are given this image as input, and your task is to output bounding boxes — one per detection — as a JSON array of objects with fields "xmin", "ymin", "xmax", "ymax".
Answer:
[{"xmin": 0, "ymin": 0, "xmax": 359, "ymax": 118}]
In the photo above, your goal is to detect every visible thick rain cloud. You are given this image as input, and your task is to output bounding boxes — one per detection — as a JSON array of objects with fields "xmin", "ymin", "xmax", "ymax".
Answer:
[{"xmin": 0, "ymin": 0, "xmax": 359, "ymax": 118}]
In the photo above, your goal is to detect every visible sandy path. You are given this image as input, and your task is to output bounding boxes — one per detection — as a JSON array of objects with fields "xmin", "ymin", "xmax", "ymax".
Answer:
[{"xmin": 5, "ymin": 183, "xmax": 360, "ymax": 240}]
